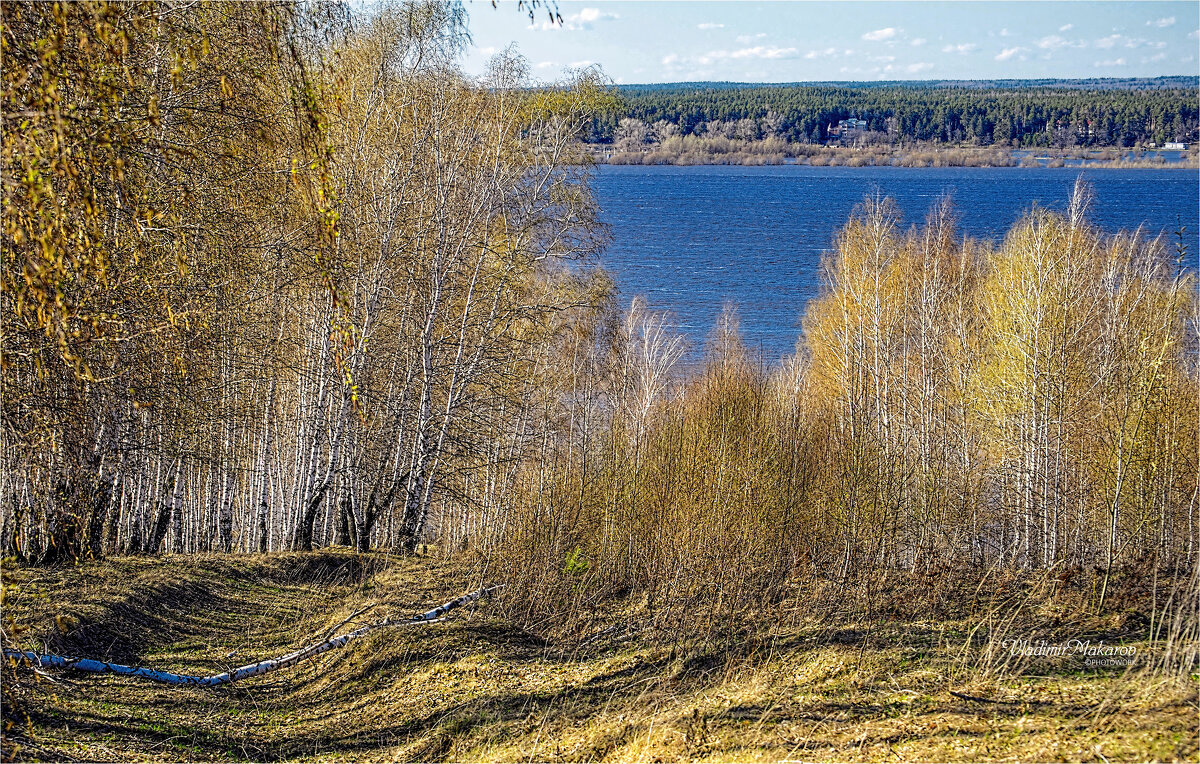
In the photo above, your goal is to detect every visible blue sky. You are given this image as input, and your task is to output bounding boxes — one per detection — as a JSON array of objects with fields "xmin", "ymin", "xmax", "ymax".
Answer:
[{"xmin": 458, "ymin": 1, "xmax": 1200, "ymax": 83}]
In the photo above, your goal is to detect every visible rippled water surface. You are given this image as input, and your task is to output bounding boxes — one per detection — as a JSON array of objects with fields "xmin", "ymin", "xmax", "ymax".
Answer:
[{"xmin": 590, "ymin": 165, "xmax": 1200, "ymax": 364}]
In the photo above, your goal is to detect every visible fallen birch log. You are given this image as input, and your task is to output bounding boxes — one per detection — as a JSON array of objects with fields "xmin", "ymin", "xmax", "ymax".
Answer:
[{"xmin": 2, "ymin": 584, "xmax": 501, "ymax": 687}]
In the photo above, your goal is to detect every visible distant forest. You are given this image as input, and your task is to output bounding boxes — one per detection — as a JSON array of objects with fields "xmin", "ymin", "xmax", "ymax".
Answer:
[{"xmin": 592, "ymin": 78, "xmax": 1200, "ymax": 147}]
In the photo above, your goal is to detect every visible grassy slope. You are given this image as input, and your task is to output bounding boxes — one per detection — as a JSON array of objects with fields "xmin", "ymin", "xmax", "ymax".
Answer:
[{"xmin": 2, "ymin": 552, "xmax": 1195, "ymax": 762}]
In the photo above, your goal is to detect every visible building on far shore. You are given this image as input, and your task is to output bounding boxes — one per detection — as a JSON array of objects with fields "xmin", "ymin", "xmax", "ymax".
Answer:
[
  {"xmin": 828, "ymin": 118, "xmax": 869, "ymax": 138},
  {"xmin": 1164, "ymin": 141, "xmax": 1188, "ymax": 150}
]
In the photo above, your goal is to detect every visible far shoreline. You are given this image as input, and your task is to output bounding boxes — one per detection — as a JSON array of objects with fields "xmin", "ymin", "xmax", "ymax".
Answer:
[
  {"xmin": 586, "ymin": 144, "xmax": 1200, "ymax": 170},
  {"xmin": 591, "ymin": 160, "xmax": 1200, "ymax": 170}
]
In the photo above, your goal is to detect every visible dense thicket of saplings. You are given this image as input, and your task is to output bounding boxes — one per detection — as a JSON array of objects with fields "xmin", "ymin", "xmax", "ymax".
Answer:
[
  {"xmin": 2, "ymin": 4, "xmax": 1196, "ymax": 634},
  {"xmin": 593, "ymin": 81, "xmax": 1199, "ymax": 148},
  {"xmin": 489, "ymin": 187, "xmax": 1198, "ymax": 627}
]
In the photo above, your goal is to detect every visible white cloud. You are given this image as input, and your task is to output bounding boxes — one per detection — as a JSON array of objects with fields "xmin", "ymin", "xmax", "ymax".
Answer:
[
  {"xmin": 1147, "ymin": 17, "xmax": 1176, "ymax": 28},
  {"xmin": 1037, "ymin": 34, "xmax": 1085, "ymax": 50},
  {"xmin": 728, "ymin": 46, "xmax": 798, "ymax": 60},
  {"xmin": 691, "ymin": 46, "xmax": 799, "ymax": 66},
  {"xmin": 1190, "ymin": 29, "xmax": 1200, "ymax": 39},
  {"xmin": 999, "ymin": 28, "xmax": 1012, "ymax": 37},
  {"xmin": 476, "ymin": 46, "xmax": 497, "ymax": 57},
  {"xmin": 1094, "ymin": 57, "xmax": 1128, "ymax": 67},
  {"xmin": 942, "ymin": 43, "xmax": 978, "ymax": 54},
  {"xmin": 579, "ymin": 8, "xmax": 614, "ymax": 23},
  {"xmin": 736, "ymin": 33, "xmax": 768, "ymax": 44},
  {"xmin": 1058, "ymin": 24, "xmax": 1073, "ymax": 32},
  {"xmin": 536, "ymin": 7, "xmax": 618, "ymax": 31},
  {"xmin": 910, "ymin": 37, "xmax": 927, "ymax": 47},
  {"xmin": 697, "ymin": 22, "xmax": 724, "ymax": 30},
  {"xmin": 661, "ymin": 53, "xmax": 680, "ymax": 67},
  {"xmin": 862, "ymin": 27, "xmax": 897, "ymax": 42},
  {"xmin": 534, "ymin": 61, "xmax": 557, "ymax": 69},
  {"xmin": 906, "ymin": 62, "xmax": 934, "ymax": 74},
  {"xmin": 1096, "ymin": 34, "xmax": 1160, "ymax": 50},
  {"xmin": 995, "ymin": 46, "xmax": 1028, "ymax": 62},
  {"xmin": 569, "ymin": 60, "xmax": 594, "ymax": 69},
  {"xmin": 1143, "ymin": 52, "xmax": 1168, "ymax": 63},
  {"xmin": 804, "ymin": 47, "xmax": 838, "ymax": 60},
  {"xmin": 869, "ymin": 54, "xmax": 896, "ymax": 63}
]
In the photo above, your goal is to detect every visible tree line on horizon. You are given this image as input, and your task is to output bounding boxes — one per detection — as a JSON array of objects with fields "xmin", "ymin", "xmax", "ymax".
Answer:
[{"xmin": 594, "ymin": 83, "xmax": 1200, "ymax": 148}]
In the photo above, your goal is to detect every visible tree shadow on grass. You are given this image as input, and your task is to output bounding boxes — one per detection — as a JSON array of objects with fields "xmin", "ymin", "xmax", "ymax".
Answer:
[{"xmin": 11, "ymin": 551, "xmax": 386, "ymax": 667}]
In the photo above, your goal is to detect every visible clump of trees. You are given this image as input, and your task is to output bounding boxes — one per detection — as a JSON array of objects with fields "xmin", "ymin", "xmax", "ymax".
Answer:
[
  {"xmin": 1, "ymin": 0, "xmax": 614, "ymax": 561},
  {"xmin": 481, "ymin": 183, "xmax": 1198, "ymax": 631}
]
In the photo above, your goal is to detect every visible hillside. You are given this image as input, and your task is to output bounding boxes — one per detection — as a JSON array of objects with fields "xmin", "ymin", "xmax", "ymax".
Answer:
[
  {"xmin": 3, "ymin": 552, "xmax": 1196, "ymax": 762},
  {"xmin": 2, "ymin": 4, "xmax": 1198, "ymax": 762}
]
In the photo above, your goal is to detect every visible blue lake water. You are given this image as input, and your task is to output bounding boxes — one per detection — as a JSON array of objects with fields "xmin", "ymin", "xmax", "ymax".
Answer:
[{"xmin": 591, "ymin": 165, "xmax": 1200, "ymax": 365}]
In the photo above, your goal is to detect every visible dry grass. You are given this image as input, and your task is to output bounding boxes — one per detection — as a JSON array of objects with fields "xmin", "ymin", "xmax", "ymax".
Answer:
[{"xmin": 2, "ymin": 552, "xmax": 1196, "ymax": 762}]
